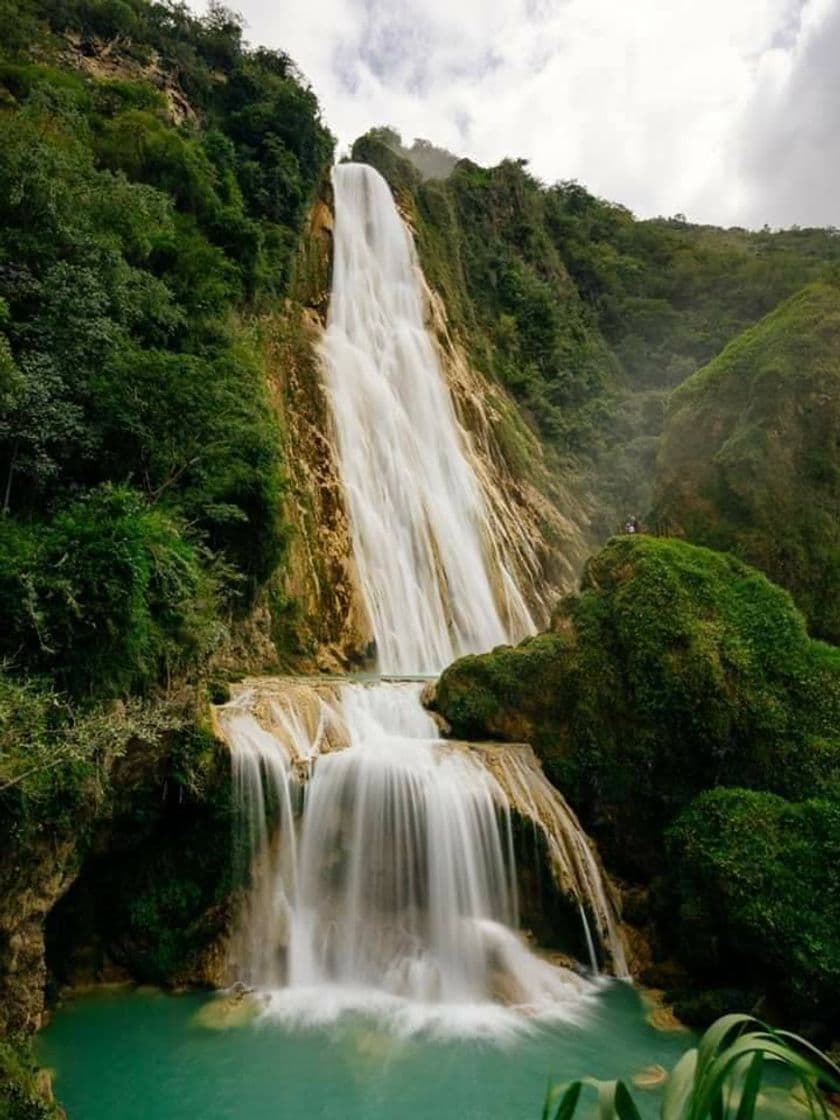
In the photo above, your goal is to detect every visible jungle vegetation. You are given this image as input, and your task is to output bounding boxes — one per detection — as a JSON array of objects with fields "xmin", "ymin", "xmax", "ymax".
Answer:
[{"xmin": 0, "ymin": 0, "xmax": 333, "ymax": 810}]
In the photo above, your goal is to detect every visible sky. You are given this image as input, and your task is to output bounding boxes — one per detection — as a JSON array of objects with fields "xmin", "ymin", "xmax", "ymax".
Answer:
[{"xmin": 201, "ymin": 0, "xmax": 840, "ymax": 228}]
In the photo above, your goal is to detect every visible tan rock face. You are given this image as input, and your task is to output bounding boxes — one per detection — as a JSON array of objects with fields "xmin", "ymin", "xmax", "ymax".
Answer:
[
  {"xmin": 59, "ymin": 33, "xmax": 198, "ymax": 125},
  {"xmin": 0, "ymin": 836, "xmax": 78, "ymax": 1033},
  {"xmin": 261, "ymin": 306, "xmax": 373, "ymax": 670},
  {"xmin": 239, "ymin": 176, "xmax": 374, "ymax": 672},
  {"xmin": 222, "ymin": 677, "xmax": 351, "ymax": 763},
  {"xmin": 259, "ymin": 188, "xmax": 591, "ymax": 671},
  {"xmin": 422, "ymin": 282, "xmax": 591, "ymax": 623}
]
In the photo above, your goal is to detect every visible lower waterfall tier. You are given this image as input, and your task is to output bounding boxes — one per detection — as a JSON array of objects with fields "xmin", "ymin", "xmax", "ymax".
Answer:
[{"xmin": 217, "ymin": 679, "xmax": 627, "ymax": 1030}]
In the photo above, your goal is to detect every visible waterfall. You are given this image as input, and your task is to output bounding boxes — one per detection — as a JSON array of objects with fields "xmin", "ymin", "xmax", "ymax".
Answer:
[
  {"xmin": 223, "ymin": 682, "xmax": 593, "ymax": 1030},
  {"xmin": 221, "ymin": 163, "xmax": 626, "ymax": 1030},
  {"xmin": 476, "ymin": 744, "xmax": 629, "ymax": 978},
  {"xmin": 319, "ymin": 162, "xmax": 533, "ymax": 674}
]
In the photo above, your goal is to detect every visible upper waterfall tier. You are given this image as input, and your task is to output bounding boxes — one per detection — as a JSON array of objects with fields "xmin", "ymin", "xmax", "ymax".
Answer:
[{"xmin": 320, "ymin": 163, "xmax": 534, "ymax": 675}]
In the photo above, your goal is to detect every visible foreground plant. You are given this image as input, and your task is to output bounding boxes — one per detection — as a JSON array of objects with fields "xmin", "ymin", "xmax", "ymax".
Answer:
[{"xmin": 544, "ymin": 1014, "xmax": 840, "ymax": 1120}]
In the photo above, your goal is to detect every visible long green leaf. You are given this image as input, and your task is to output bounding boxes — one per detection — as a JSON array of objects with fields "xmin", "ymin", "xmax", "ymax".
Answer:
[
  {"xmin": 776, "ymin": 1032, "xmax": 840, "ymax": 1091},
  {"xmin": 733, "ymin": 1051, "xmax": 764, "ymax": 1120},
  {"xmin": 613, "ymin": 1080, "xmax": 644, "ymax": 1120},
  {"xmin": 592, "ymin": 1079, "xmax": 644, "ymax": 1120},
  {"xmin": 542, "ymin": 1016, "xmax": 839, "ymax": 1120},
  {"xmin": 698, "ymin": 1036, "xmax": 828, "ymax": 1120},
  {"xmin": 662, "ymin": 1048, "xmax": 699, "ymax": 1120},
  {"xmin": 546, "ymin": 1079, "xmax": 586, "ymax": 1120},
  {"xmin": 597, "ymin": 1079, "xmax": 621, "ymax": 1120},
  {"xmin": 543, "ymin": 1079, "xmax": 562, "ymax": 1120},
  {"xmin": 696, "ymin": 1015, "xmax": 759, "ymax": 1080}
]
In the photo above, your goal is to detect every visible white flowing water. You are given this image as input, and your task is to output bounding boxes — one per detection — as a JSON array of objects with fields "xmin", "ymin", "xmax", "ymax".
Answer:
[
  {"xmin": 222, "ymin": 162, "xmax": 625, "ymax": 1033},
  {"xmin": 320, "ymin": 162, "xmax": 534, "ymax": 674},
  {"xmin": 222, "ymin": 683, "xmax": 594, "ymax": 1034}
]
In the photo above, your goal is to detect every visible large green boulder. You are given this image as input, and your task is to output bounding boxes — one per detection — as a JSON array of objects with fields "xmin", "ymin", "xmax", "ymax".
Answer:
[
  {"xmin": 434, "ymin": 535, "xmax": 840, "ymax": 877},
  {"xmin": 666, "ymin": 787, "xmax": 840, "ymax": 1026},
  {"xmin": 654, "ymin": 280, "xmax": 840, "ymax": 643}
]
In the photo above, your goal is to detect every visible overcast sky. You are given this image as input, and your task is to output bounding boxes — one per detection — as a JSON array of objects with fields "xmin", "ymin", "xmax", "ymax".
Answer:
[{"xmin": 201, "ymin": 0, "xmax": 840, "ymax": 228}]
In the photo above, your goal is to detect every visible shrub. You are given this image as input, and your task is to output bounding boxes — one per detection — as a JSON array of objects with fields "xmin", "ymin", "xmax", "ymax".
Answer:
[
  {"xmin": 0, "ymin": 486, "xmax": 220, "ymax": 697},
  {"xmin": 666, "ymin": 788, "xmax": 840, "ymax": 1022}
]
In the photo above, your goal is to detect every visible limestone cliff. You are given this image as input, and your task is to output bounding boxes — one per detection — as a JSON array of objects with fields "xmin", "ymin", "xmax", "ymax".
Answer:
[
  {"xmin": 260, "ymin": 173, "xmax": 591, "ymax": 669},
  {"xmin": 0, "ymin": 834, "xmax": 78, "ymax": 1035},
  {"xmin": 260, "ymin": 185, "xmax": 373, "ymax": 671},
  {"xmin": 0, "ymin": 699, "xmax": 235, "ymax": 1036}
]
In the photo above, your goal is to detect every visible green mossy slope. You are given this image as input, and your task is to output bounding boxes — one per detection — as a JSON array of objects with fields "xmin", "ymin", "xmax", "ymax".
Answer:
[
  {"xmin": 436, "ymin": 535, "xmax": 839, "ymax": 876},
  {"xmin": 434, "ymin": 536, "xmax": 840, "ymax": 1028},
  {"xmin": 667, "ymin": 787, "xmax": 840, "ymax": 1025},
  {"xmin": 654, "ymin": 280, "xmax": 840, "ymax": 643}
]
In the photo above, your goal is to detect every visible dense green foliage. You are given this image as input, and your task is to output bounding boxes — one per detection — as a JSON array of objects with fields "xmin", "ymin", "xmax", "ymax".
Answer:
[
  {"xmin": 45, "ymin": 718, "xmax": 237, "ymax": 986},
  {"xmin": 545, "ymin": 1014, "xmax": 840, "ymax": 1120},
  {"xmin": 0, "ymin": 1036, "xmax": 61, "ymax": 1120},
  {"xmin": 435, "ymin": 537, "xmax": 840, "ymax": 1026},
  {"xmin": 546, "ymin": 190, "xmax": 840, "ymax": 390},
  {"xmin": 353, "ymin": 130, "xmax": 840, "ymax": 533},
  {"xmin": 667, "ymin": 789, "xmax": 840, "ymax": 1023},
  {"xmin": 0, "ymin": 672, "xmax": 201, "ymax": 845},
  {"xmin": 654, "ymin": 281, "xmax": 840, "ymax": 643},
  {"xmin": 0, "ymin": 1, "xmax": 331, "ymax": 1089},
  {"xmin": 0, "ymin": 0, "xmax": 333, "ymax": 704},
  {"xmin": 436, "ymin": 535, "xmax": 840, "ymax": 874}
]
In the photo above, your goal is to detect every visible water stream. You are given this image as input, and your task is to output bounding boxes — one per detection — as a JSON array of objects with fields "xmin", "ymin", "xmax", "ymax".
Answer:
[
  {"xmin": 219, "ymin": 163, "xmax": 626, "ymax": 1030},
  {"xmin": 320, "ymin": 161, "xmax": 534, "ymax": 674},
  {"xmin": 220, "ymin": 680, "xmax": 622, "ymax": 1032}
]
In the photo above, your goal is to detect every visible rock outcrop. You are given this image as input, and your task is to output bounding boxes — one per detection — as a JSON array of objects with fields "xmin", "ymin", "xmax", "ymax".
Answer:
[{"xmin": 0, "ymin": 835, "xmax": 78, "ymax": 1034}]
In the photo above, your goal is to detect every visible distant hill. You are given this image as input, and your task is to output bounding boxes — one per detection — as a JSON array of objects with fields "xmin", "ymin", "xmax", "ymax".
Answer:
[
  {"xmin": 654, "ymin": 279, "xmax": 840, "ymax": 643},
  {"xmin": 351, "ymin": 128, "xmax": 840, "ymax": 539}
]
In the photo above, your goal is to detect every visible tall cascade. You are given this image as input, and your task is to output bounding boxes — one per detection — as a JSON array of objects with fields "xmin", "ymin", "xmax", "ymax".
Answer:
[
  {"xmin": 319, "ymin": 162, "xmax": 534, "ymax": 674},
  {"xmin": 220, "ymin": 163, "xmax": 626, "ymax": 1031}
]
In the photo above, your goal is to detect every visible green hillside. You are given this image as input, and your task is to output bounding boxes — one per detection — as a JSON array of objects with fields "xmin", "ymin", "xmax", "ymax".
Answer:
[{"xmin": 654, "ymin": 280, "xmax": 840, "ymax": 642}]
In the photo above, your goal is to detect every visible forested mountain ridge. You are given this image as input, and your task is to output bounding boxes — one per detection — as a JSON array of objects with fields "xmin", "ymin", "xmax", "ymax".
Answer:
[
  {"xmin": 654, "ymin": 279, "xmax": 840, "ymax": 643},
  {"xmin": 353, "ymin": 128, "xmax": 840, "ymax": 541}
]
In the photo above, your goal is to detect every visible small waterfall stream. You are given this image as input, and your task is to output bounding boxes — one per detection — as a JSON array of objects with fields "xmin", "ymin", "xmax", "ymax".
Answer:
[{"xmin": 220, "ymin": 162, "xmax": 626, "ymax": 1029}]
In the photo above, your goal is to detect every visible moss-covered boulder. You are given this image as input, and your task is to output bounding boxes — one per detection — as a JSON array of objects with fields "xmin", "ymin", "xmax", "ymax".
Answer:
[
  {"xmin": 666, "ymin": 787, "xmax": 840, "ymax": 1027},
  {"xmin": 435, "ymin": 535, "xmax": 840, "ymax": 1028},
  {"xmin": 653, "ymin": 280, "xmax": 840, "ymax": 644},
  {"xmin": 434, "ymin": 535, "xmax": 840, "ymax": 877}
]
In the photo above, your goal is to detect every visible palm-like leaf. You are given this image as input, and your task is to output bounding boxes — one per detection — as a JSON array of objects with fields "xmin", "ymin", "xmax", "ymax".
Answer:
[{"xmin": 544, "ymin": 1014, "xmax": 840, "ymax": 1120}]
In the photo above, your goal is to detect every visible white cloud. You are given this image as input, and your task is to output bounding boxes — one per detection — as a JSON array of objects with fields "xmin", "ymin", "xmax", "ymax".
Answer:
[{"xmin": 198, "ymin": 0, "xmax": 840, "ymax": 227}]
